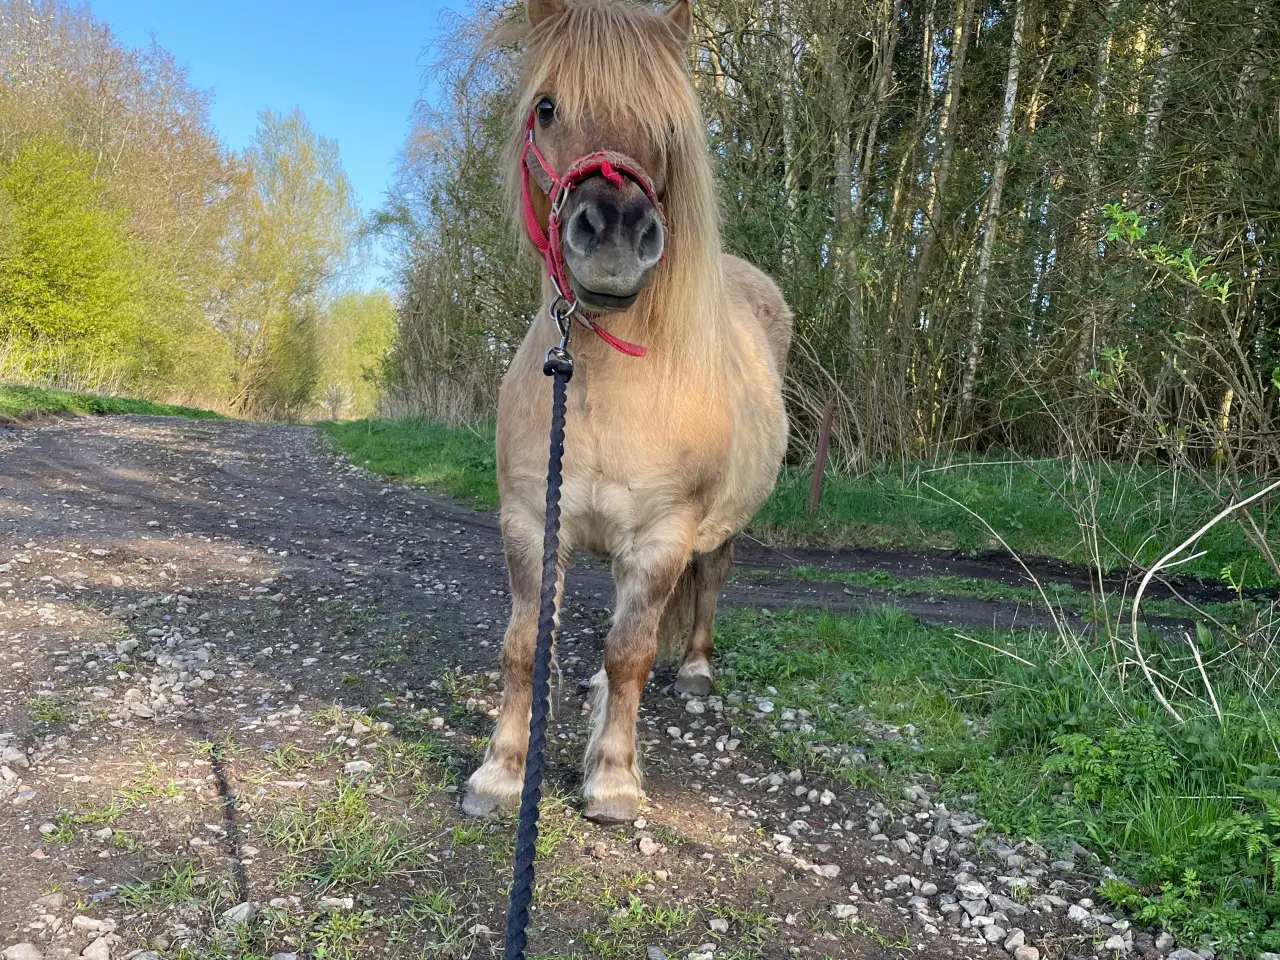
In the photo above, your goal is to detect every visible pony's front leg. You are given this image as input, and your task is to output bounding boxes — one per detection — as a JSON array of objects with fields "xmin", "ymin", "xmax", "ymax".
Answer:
[
  {"xmin": 463, "ymin": 517, "xmax": 566, "ymax": 817},
  {"xmin": 583, "ymin": 522, "xmax": 694, "ymax": 823}
]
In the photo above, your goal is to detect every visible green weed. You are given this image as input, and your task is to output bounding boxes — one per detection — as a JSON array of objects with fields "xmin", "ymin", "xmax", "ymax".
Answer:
[
  {"xmin": 29, "ymin": 698, "xmax": 72, "ymax": 725},
  {"xmin": 117, "ymin": 862, "xmax": 210, "ymax": 908},
  {"xmin": 581, "ymin": 895, "xmax": 696, "ymax": 957}
]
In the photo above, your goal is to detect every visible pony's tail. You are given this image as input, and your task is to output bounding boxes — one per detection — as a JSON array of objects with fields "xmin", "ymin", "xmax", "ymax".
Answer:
[{"xmin": 657, "ymin": 564, "xmax": 697, "ymax": 663}]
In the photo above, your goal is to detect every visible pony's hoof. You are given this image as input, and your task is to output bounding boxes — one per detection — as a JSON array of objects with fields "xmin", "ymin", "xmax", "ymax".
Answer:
[
  {"xmin": 674, "ymin": 662, "xmax": 714, "ymax": 697},
  {"xmin": 582, "ymin": 770, "xmax": 642, "ymax": 824},
  {"xmin": 461, "ymin": 789, "xmax": 503, "ymax": 818},
  {"xmin": 584, "ymin": 795, "xmax": 641, "ymax": 824},
  {"xmin": 462, "ymin": 764, "xmax": 521, "ymax": 818}
]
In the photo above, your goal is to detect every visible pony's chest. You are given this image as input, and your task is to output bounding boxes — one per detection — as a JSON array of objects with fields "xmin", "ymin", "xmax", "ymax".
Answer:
[
  {"xmin": 564, "ymin": 367, "xmax": 724, "ymax": 470},
  {"xmin": 558, "ymin": 375, "xmax": 722, "ymax": 541}
]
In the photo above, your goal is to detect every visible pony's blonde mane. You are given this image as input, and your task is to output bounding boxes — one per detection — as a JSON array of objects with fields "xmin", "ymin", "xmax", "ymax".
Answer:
[{"xmin": 502, "ymin": 0, "xmax": 726, "ymax": 372}]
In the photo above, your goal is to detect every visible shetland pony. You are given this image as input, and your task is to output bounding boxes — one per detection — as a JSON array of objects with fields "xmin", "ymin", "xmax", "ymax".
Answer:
[{"xmin": 464, "ymin": 0, "xmax": 793, "ymax": 823}]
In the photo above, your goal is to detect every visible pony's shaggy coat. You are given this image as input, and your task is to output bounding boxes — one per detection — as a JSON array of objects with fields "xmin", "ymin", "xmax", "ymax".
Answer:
[{"xmin": 464, "ymin": 0, "xmax": 794, "ymax": 823}]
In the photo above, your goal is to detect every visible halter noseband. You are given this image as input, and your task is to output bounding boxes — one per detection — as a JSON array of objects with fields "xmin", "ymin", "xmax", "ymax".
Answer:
[{"xmin": 520, "ymin": 110, "xmax": 663, "ymax": 358}]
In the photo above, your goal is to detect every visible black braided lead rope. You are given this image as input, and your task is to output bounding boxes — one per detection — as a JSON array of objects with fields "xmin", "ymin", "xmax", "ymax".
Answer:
[{"xmin": 503, "ymin": 354, "xmax": 572, "ymax": 960}]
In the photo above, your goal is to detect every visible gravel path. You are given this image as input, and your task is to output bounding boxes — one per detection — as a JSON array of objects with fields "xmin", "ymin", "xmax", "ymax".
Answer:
[{"xmin": 0, "ymin": 416, "xmax": 1168, "ymax": 960}]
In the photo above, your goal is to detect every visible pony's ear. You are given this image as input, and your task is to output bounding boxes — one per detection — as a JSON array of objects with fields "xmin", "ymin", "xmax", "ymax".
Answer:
[
  {"xmin": 527, "ymin": 0, "xmax": 566, "ymax": 28},
  {"xmin": 665, "ymin": 0, "xmax": 692, "ymax": 40}
]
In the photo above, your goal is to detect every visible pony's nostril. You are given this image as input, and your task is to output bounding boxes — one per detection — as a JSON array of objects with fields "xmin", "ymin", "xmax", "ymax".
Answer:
[
  {"xmin": 636, "ymin": 216, "xmax": 664, "ymax": 269},
  {"xmin": 566, "ymin": 203, "xmax": 605, "ymax": 255}
]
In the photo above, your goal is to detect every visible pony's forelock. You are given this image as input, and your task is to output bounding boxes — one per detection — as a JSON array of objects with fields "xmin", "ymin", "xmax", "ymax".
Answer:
[{"xmin": 501, "ymin": 0, "xmax": 726, "ymax": 374}]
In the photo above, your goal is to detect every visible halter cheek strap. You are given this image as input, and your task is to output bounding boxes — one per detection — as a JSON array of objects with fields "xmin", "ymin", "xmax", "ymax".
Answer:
[{"xmin": 520, "ymin": 111, "xmax": 663, "ymax": 359}]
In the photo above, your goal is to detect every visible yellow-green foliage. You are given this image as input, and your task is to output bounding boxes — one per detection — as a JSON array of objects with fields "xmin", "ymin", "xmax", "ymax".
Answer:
[
  {"xmin": 0, "ymin": 136, "xmax": 235, "ymax": 402},
  {"xmin": 217, "ymin": 110, "xmax": 363, "ymax": 419},
  {"xmin": 0, "ymin": 138, "xmax": 159, "ymax": 385},
  {"xmin": 0, "ymin": 4, "xmax": 362, "ymax": 416},
  {"xmin": 319, "ymin": 290, "xmax": 396, "ymax": 418}
]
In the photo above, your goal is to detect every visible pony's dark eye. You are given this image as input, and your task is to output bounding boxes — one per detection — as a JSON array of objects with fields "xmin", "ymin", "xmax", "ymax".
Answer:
[{"xmin": 535, "ymin": 96, "xmax": 557, "ymax": 127}]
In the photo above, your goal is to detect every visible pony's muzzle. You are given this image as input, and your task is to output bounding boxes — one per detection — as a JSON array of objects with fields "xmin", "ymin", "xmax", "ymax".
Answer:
[{"xmin": 562, "ymin": 177, "xmax": 663, "ymax": 312}]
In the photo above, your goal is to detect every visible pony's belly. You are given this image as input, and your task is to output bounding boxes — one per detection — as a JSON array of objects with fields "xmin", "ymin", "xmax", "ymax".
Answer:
[
  {"xmin": 692, "ymin": 440, "xmax": 785, "ymax": 552},
  {"xmin": 693, "ymin": 387, "xmax": 789, "ymax": 552}
]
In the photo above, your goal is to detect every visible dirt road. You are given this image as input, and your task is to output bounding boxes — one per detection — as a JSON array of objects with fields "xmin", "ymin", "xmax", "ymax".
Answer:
[{"xmin": 0, "ymin": 416, "xmax": 1100, "ymax": 960}]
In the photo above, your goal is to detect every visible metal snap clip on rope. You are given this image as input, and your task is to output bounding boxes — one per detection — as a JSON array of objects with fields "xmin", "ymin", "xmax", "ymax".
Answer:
[{"xmin": 544, "ymin": 295, "xmax": 576, "ymax": 379}]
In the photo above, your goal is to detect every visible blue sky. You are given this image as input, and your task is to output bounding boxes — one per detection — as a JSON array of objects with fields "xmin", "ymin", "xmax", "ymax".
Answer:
[{"xmin": 90, "ymin": 0, "xmax": 466, "ymax": 288}]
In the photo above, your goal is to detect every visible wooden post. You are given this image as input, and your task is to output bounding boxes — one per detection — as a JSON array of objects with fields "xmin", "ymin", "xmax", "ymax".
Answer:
[{"xmin": 808, "ymin": 398, "xmax": 837, "ymax": 515}]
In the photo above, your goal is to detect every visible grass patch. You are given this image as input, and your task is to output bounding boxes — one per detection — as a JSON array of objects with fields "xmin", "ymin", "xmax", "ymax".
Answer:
[
  {"xmin": 319, "ymin": 418, "xmax": 498, "ymax": 509},
  {"xmin": 0, "ymin": 383, "xmax": 223, "ymax": 421},
  {"xmin": 303, "ymin": 910, "xmax": 381, "ymax": 959},
  {"xmin": 61, "ymin": 800, "xmax": 132, "ymax": 827},
  {"xmin": 390, "ymin": 889, "xmax": 472, "ymax": 953},
  {"xmin": 716, "ymin": 602, "xmax": 1280, "ymax": 956},
  {"xmin": 758, "ymin": 458, "xmax": 1275, "ymax": 587},
  {"xmin": 322, "ymin": 419, "xmax": 1276, "ymax": 586},
  {"xmin": 265, "ymin": 776, "xmax": 428, "ymax": 890},
  {"xmin": 28, "ymin": 697, "xmax": 72, "ymax": 725},
  {"xmin": 117, "ymin": 862, "xmax": 211, "ymax": 908},
  {"xmin": 581, "ymin": 896, "xmax": 696, "ymax": 957},
  {"xmin": 779, "ymin": 565, "xmax": 1257, "ymax": 625}
]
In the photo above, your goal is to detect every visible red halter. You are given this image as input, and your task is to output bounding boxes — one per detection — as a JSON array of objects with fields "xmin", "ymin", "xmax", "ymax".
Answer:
[{"xmin": 520, "ymin": 110, "xmax": 663, "ymax": 358}]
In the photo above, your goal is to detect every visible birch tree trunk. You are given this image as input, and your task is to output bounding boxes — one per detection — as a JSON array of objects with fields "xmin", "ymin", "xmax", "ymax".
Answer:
[
  {"xmin": 1139, "ymin": 0, "xmax": 1182, "ymax": 178},
  {"xmin": 898, "ymin": 0, "xmax": 975, "ymax": 333},
  {"xmin": 774, "ymin": 0, "xmax": 798, "ymax": 210},
  {"xmin": 886, "ymin": 0, "xmax": 935, "ymax": 254},
  {"xmin": 848, "ymin": 0, "xmax": 902, "ymax": 350},
  {"xmin": 1024, "ymin": 0, "xmax": 1077, "ymax": 133},
  {"xmin": 959, "ymin": 0, "xmax": 1026, "ymax": 419},
  {"xmin": 1075, "ymin": 0, "xmax": 1121, "ymax": 382}
]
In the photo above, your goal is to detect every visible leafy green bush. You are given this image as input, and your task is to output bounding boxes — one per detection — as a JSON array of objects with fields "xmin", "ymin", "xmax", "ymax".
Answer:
[
  {"xmin": 0, "ymin": 138, "xmax": 157, "ymax": 384},
  {"xmin": 0, "ymin": 136, "xmax": 234, "ymax": 400}
]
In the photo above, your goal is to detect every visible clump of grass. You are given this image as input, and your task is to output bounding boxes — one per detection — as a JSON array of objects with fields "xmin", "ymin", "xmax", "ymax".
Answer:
[
  {"xmin": 303, "ymin": 910, "xmax": 380, "ymax": 960},
  {"xmin": 29, "ymin": 697, "xmax": 72, "ymax": 725},
  {"xmin": 709, "ymin": 905, "xmax": 775, "ymax": 946},
  {"xmin": 43, "ymin": 816, "xmax": 75, "ymax": 844},
  {"xmin": 581, "ymin": 896, "xmax": 696, "ymax": 957},
  {"xmin": 389, "ymin": 889, "xmax": 471, "ymax": 953},
  {"xmin": 118, "ymin": 777, "xmax": 182, "ymax": 805},
  {"xmin": 264, "ymin": 743, "xmax": 314, "ymax": 772},
  {"xmin": 65, "ymin": 800, "xmax": 132, "ymax": 826},
  {"xmin": 265, "ymin": 777, "xmax": 427, "ymax": 889},
  {"xmin": 716, "ymin": 599, "xmax": 1280, "ymax": 957},
  {"xmin": 44, "ymin": 799, "xmax": 138, "ymax": 843},
  {"xmin": 117, "ymin": 862, "xmax": 209, "ymax": 908},
  {"xmin": 0, "ymin": 383, "xmax": 223, "ymax": 421}
]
